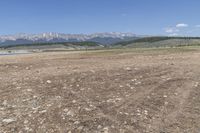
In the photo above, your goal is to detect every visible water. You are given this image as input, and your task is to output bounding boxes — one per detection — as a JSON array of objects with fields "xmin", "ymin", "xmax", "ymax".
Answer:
[{"xmin": 0, "ymin": 50, "xmax": 32, "ymax": 56}]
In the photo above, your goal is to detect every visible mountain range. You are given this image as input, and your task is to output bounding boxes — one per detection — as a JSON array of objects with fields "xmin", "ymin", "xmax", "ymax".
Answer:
[{"xmin": 0, "ymin": 32, "xmax": 138, "ymax": 46}]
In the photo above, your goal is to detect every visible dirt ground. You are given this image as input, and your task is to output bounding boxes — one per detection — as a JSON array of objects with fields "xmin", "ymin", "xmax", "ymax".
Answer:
[{"xmin": 1, "ymin": 48, "xmax": 200, "ymax": 133}]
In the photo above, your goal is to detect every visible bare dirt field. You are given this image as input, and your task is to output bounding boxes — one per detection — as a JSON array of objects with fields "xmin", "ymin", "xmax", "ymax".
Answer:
[{"xmin": 1, "ymin": 48, "xmax": 200, "ymax": 133}]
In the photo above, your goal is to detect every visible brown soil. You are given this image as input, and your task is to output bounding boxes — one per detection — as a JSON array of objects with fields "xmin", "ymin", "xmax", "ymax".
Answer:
[{"xmin": 1, "ymin": 49, "xmax": 200, "ymax": 133}]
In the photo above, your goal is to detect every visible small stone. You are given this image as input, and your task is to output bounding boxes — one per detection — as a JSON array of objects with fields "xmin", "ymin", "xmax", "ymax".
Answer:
[
  {"xmin": 103, "ymin": 127, "xmax": 109, "ymax": 133},
  {"xmin": 46, "ymin": 80, "xmax": 52, "ymax": 84},
  {"xmin": 137, "ymin": 113, "xmax": 141, "ymax": 116},
  {"xmin": 163, "ymin": 95, "xmax": 168, "ymax": 98},
  {"xmin": 64, "ymin": 108, "xmax": 69, "ymax": 112},
  {"xmin": 97, "ymin": 125, "xmax": 102, "ymax": 129},
  {"xmin": 130, "ymin": 87, "xmax": 135, "ymax": 90},
  {"xmin": 85, "ymin": 108, "xmax": 92, "ymax": 111},
  {"xmin": 144, "ymin": 110, "xmax": 148, "ymax": 115},
  {"xmin": 27, "ymin": 89, "xmax": 32, "ymax": 92},
  {"xmin": 131, "ymin": 79, "xmax": 137, "ymax": 82},
  {"xmin": 2, "ymin": 118, "xmax": 16, "ymax": 124},
  {"xmin": 2, "ymin": 100, "xmax": 7, "ymax": 106},
  {"xmin": 39, "ymin": 110, "xmax": 47, "ymax": 114},
  {"xmin": 24, "ymin": 120, "xmax": 28, "ymax": 124},
  {"xmin": 74, "ymin": 121, "xmax": 80, "ymax": 125},
  {"xmin": 125, "ymin": 67, "xmax": 131, "ymax": 71},
  {"xmin": 194, "ymin": 82, "xmax": 199, "ymax": 87},
  {"xmin": 16, "ymin": 87, "xmax": 21, "ymax": 89},
  {"xmin": 66, "ymin": 110, "xmax": 74, "ymax": 116},
  {"xmin": 77, "ymin": 126, "xmax": 84, "ymax": 130},
  {"xmin": 24, "ymin": 127, "xmax": 30, "ymax": 131}
]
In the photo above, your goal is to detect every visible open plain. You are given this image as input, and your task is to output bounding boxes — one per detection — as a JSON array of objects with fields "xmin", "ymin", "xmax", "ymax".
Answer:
[{"xmin": 1, "ymin": 48, "xmax": 200, "ymax": 133}]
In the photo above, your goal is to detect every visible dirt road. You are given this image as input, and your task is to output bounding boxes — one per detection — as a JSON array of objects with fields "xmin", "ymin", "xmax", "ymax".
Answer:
[{"xmin": 1, "ymin": 48, "xmax": 200, "ymax": 133}]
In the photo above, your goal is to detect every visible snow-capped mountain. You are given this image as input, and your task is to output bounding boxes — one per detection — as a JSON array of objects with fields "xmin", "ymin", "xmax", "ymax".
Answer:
[{"xmin": 0, "ymin": 32, "xmax": 137, "ymax": 46}]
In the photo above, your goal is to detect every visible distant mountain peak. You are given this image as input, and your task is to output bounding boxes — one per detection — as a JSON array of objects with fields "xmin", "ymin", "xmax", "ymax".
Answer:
[{"xmin": 0, "ymin": 32, "xmax": 138, "ymax": 46}]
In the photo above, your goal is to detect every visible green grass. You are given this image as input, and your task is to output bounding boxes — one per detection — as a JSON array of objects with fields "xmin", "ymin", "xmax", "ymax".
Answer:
[{"xmin": 79, "ymin": 46, "xmax": 200, "ymax": 57}]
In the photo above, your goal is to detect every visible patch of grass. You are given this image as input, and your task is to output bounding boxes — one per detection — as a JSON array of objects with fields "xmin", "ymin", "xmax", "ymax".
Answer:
[{"xmin": 79, "ymin": 46, "xmax": 200, "ymax": 57}]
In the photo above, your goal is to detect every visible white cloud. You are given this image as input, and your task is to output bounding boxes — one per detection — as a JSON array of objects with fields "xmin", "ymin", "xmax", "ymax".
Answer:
[
  {"xmin": 164, "ymin": 27, "xmax": 179, "ymax": 33},
  {"xmin": 176, "ymin": 23, "xmax": 188, "ymax": 28},
  {"xmin": 169, "ymin": 33, "xmax": 178, "ymax": 36}
]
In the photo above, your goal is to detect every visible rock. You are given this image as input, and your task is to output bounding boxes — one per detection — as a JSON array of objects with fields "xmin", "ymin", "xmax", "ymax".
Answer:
[
  {"xmin": 103, "ymin": 127, "xmax": 109, "ymax": 133},
  {"xmin": 24, "ymin": 120, "xmax": 29, "ymax": 124},
  {"xmin": 144, "ymin": 110, "xmax": 148, "ymax": 115},
  {"xmin": 163, "ymin": 95, "xmax": 168, "ymax": 98},
  {"xmin": 137, "ymin": 113, "xmax": 141, "ymax": 116},
  {"xmin": 97, "ymin": 125, "xmax": 102, "ymax": 129},
  {"xmin": 66, "ymin": 110, "xmax": 74, "ymax": 116},
  {"xmin": 16, "ymin": 87, "xmax": 21, "ymax": 89},
  {"xmin": 174, "ymin": 93, "xmax": 178, "ymax": 96},
  {"xmin": 125, "ymin": 67, "xmax": 131, "ymax": 71},
  {"xmin": 119, "ymin": 85, "xmax": 123, "ymax": 88},
  {"xmin": 74, "ymin": 121, "xmax": 80, "ymax": 125},
  {"xmin": 85, "ymin": 108, "xmax": 92, "ymax": 111},
  {"xmin": 194, "ymin": 82, "xmax": 199, "ymax": 87},
  {"xmin": 2, "ymin": 100, "xmax": 7, "ymax": 106},
  {"xmin": 72, "ymin": 100, "xmax": 76, "ymax": 103},
  {"xmin": 131, "ymin": 79, "xmax": 137, "ymax": 82},
  {"xmin": 77, "ymin": 126, "xmax": 84, "ymax": 131},
  {"xmin": 27, "ymin": 89, "xmax": 32, "ymax": 92},
  {"xmin": 2, "ymin": 118, "xmax": 16, "ymax": 124},
  {"xmin": 39, "ymin": 110, "xmax": 47, "ymax": 114},
  {"xmin": 46, "ymin": 80, "xmax": 52, "ymax": 84},
  {"xmin": 63, "ymin": 108, "xmax": 69, "ymax": 112}
]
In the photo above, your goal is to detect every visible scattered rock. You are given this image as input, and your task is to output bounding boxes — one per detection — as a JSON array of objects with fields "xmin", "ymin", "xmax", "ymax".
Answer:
[
  {"xmin": 24, "ymin": 120, "xmax": 29, "ymax": 124},
  {"xmin": 103, "ymin": 127, "xmax": 109, "ymax": 133},
  {"xmin": 2, "ymin": 100, "xmax": 7, "ymax": 106},
  {"xmin": 46, "ymin": 80, "xmax": 52, "ymax": 84},
  {"xmin": 125, "ymin": 67, "xmax": 131, "ymax": 71},
  {"xmin": 74, "ymin": 121, "xmax": 80, "ymax": 125},
  {"xmin": 97, "ymin": 125, "xmax": 102, "ymax": 129},
  {"xmin": 39, "ymin": 110, "xmax": 47, "ymax": 114},
  {"xmin": 163, "ymin": 95, "xmax": 168, "ymax": 98},
  {"xmin": 194, "ymin": 82, "xmax": 199, "ymax": 87},
  {"xmin": 64, "ymin": 108, "xmax": 69, "ymax": 112},
  {"xmin": 27, "ymin": 89, "xmax": 32, "ymax": 92},
  {"xmin": 66, "ymin": 110, "xmax": 74, "ymax": 116},
  {"xmin": 77, "ymin": 126, "xmax": 84, "ymax": 131},
  {"xmin": 144, "ymin": 110, "xmax": 148, "ymax": 115},
  {"xmin": 2, "ymin": 118, "xmax": 16, "ymax": 124}
]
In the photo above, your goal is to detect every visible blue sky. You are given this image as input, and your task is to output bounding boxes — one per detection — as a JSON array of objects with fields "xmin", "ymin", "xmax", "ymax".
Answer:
[{"xmin": 0, "ymin": 0, "xmax": 200, "ymax": 36}]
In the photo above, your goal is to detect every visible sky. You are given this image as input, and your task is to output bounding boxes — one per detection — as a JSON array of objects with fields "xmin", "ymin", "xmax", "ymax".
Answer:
[{"xmin": 0, "ymin": 0, "xmax": 200, "ymax": 36}]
